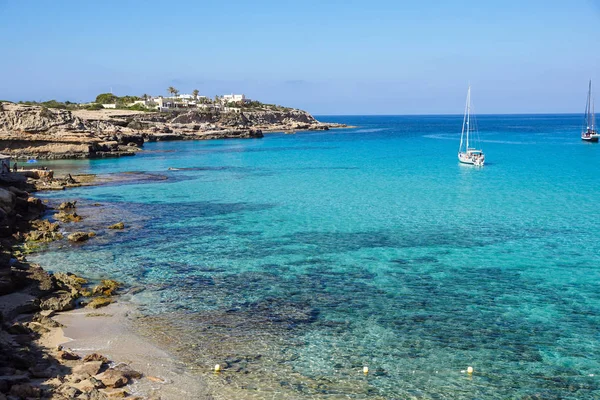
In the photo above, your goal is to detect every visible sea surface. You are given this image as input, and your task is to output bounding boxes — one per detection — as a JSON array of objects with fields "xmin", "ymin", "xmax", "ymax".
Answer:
[{"xmin": 31, "ymin": 115, "xmax": 600, "ymax": 399}]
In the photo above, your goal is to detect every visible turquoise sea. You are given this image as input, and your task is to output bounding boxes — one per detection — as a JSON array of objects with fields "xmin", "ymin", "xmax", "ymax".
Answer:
[{"xmin": 32, "ymin": 115, "xmax": 600, "ymax": 399}]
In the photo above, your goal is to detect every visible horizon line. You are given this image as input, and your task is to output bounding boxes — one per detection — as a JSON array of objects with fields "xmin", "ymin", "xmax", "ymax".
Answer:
[{"xmin": 313, "ymin": 112, "xmax": 586, "ymax": 117}]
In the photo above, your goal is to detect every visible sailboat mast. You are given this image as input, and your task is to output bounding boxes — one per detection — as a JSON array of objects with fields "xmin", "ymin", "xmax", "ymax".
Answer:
[
  {"xmin": 466, "ymin": 86, "xmax": 471, "ymax": 150},
  {"xmin": 592, "ymin": 82, "xmax": 596, "ymax": 132},
  {"xmin": 586, "ymin": 80, "xmax": 592, "ymax": 130},
  {"xmin": 459, "ymin": 87, "xmax": 469, "ymax": 151}
]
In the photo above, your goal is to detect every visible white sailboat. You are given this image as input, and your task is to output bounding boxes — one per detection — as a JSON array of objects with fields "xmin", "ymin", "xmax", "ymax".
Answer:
[
  {"xmin": 581, "ymin": 80, "xmax": 599, "ymax": 142},
  {"xmin": 458, "ymin": 86, "xmax": 485, "ymax": 166}
]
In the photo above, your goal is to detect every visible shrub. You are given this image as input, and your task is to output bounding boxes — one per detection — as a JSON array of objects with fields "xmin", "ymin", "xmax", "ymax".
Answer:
[
  {"xmin": 95, "ymin": 93, "xmax": 118, "ymax": 104},
  {"xmin": 85, "ymin": 103, "xmax": 104, "ymax": 110}
]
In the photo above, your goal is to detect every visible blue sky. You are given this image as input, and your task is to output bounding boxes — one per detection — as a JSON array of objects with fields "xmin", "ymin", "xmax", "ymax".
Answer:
[{"xmin": 1, "ymin": 0, "xmax": 599, "ymax": 114}]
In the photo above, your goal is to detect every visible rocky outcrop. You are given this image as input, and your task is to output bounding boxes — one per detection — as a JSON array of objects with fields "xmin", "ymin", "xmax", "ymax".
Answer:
[
  {"xmin": 108, "ymin": 222, "xmax": 124, "ymax": 230},
  {"xmin": 0, "ymin": 102, "xmax": 346, "ymax": 159}
]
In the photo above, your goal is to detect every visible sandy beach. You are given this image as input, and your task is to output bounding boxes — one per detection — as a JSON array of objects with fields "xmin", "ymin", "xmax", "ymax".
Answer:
[{"xmin": 44, "ymin": 303, "xmax": 214, "ymax": 399}]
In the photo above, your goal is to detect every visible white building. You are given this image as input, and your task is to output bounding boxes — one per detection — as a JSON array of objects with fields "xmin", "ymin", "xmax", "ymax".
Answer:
[{"xmin": 221, "ymin": 94, "xmax": 250, "ymax": 104}]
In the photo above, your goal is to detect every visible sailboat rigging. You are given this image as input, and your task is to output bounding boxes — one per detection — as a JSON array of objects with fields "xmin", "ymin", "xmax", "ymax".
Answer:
[
  {"xmin": 458, "ymin": 86, "xmax": 485, "ymax": 166},
  {"xmin": 582, "ymin": 80, "xmax": 599, "ymax": 142}
]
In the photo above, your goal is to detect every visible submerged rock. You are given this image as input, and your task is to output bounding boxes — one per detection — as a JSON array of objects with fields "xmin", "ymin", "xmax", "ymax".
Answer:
[
  {"xmin": 107, "ymin": 222, "xmax": 124, "ymax": 230},
  {"xmin": 86, "ymin": 297, "xmax": 113, "ymax": 309},
  {"xmin": 58, "ymin": 200, "xmax": 77, "ymax": 210},
  {"xmin": 55, "ymin": 210, "xmax": 83, "ymax": 223}
]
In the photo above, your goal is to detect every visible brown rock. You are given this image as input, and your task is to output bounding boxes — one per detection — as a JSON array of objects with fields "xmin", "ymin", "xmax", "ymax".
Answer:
[
  {"xmin": 107, "ymin": 222, "xmax": 124, "ymax": 230},
  {"xmin": 86, "ymin": 297, "xmax": 113, "ymax": 309},
  {"xmin": 0, "ymin": 374, "xmax": 29, "ymax": 391},
  {"xmin": 56, "ymin": 210, "xmax": 83, "ymax": 223},
  {"xmin": 31, "ymin": 219, "xmax": 59, "ymax": 232},
  {"xmin": 68, "ymin": 232, "xmax": 91, "ymax": 242},
  {"xmin": 73, "ymin": 376, "xmax": 105, "ymax": 392},
  {"xmin": 83, "ymin": 353, "xmax": 109, "ymax": 364},
  {"xmin": 58, "ymin": 349, "xmax": 81, "ymax": 360},
  {"xmin": 102, "ymin": 388, "xmax": 129, "ymax": 398},
  {"xmin": 40, "ymin": 291, "xmax": 75, "ymax": 311},
  {"xmin": 29, "ymin": 365, "xmax": 54, "ymax": 378},
  {"xmin": 92, "ymin": 280, "xmax": 120, "ymax": 296},
  {"xmin": 9, "ymin": 383, "xmax": 42, "ymax": 398},
  {"xmin": 113, "ymin": 363, "xmax": 142, "ymax": 379},
  {"xmin": 58, "ymin": 201, "xmax": 77, "ymax": 210},
  {"xmin": 95, "ymin": 369, "xmax": 128, "ymax": 388},
  {"xmin": 73, "ymin": 361, "xmax": 104, "ymax": 377},
  {"xmin": 54, "ymin": 272, "xmax": 88, "ymax": 290},
  {"xmin": 57, "ymin": 385, "xmax": 81, "ymax": 398},
  {"xmin": 85, "ymin": 388, "xmax": 110, "ymax": 400}
]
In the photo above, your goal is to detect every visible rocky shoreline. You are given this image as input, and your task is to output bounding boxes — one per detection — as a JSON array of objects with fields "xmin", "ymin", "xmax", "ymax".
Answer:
[
  {"xmin": 0, "ymin": 103, "xmax": 349, "ymax": 160},
  {"xmin": 0, "ymin": 173, "xmax": 160, "ymax": 399}
]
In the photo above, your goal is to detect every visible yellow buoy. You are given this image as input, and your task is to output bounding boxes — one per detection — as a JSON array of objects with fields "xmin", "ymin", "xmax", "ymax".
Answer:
[
  {"xmin": 467, "ymin": 366, "xmax": 474, "ymax": 374},
  {"xmin": 214, "ymin": 364, "xmax": 221, "ymax": 373},
  {"xmin": 363, "ymin": 366, "xmax": 369, "ymax": 375}
]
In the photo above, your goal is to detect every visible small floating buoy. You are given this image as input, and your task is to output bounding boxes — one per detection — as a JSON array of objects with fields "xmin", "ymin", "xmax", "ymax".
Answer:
[
  {"xmin": 363, "ymin": 366, "xmax": 369, "ymax": 375},
  {"xmin": 214, "ymin": 364, "xmax": 221, "ymax": 373},
  {"xmin": 467, "ymin": 366, "xmax": 474, "ymax": 374}
]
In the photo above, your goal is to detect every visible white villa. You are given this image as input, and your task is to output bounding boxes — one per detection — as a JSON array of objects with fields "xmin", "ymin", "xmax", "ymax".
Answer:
[
  {"xmin": 222, "ymin": 94, "xmax": 250, "ymax": 104},
  {"xmin": 123, "ymin": 92, "xmax": 251, "ymax": 111}
]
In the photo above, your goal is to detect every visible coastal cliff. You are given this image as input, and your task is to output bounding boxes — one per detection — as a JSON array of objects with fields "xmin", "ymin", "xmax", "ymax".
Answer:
[{"xmin": 0, "ymin": 103, "xmax": 345, "ymax": 159}]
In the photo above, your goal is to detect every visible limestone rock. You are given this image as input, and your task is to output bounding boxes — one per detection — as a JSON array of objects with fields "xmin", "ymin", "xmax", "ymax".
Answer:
[
  {"xmin": 83, "ymin": 353, "xmax": 109, "ymax": 364},
  {"xmin": 68, "ymin": 232, "xmax": 92, "ymax": 242},
  {"xmin": 58, "ymin": 200, "xmax": 77, "ymax": 210},
  {"xmin": 57, "ymin": 385, "xmax": 81, "ymax": 398},
  {"xmin": 107, "ymin": 222, "xmax": 124, "ymax": 230},
  {"xmin": 86, "ymin": 297, "xmax": 112, "ymax": 309},
  {"xmin": 0, "ymin": 188, "xmax": 16, "ymax": 214},
  {"xmin": 40, "ymin": 291, "xmax": 75, "ymax": 311},
  {"xmin": 31, "ymin": 219, "xmax": 60, "ymax": 232},
  {"xmin": 9, "ymin": 383, "xmax": 42, "ymax": 398},
  {"xmin": 55, "ymin": 210, "xmax": 83, "ymax": 222},
  {"xmin": 92, "ymin": 280, "xmax": 120, "ymax": 296},
  {"xmin": 73, "ymin": 361, "xmax": 104, "ymax": 377},
  {"xmin": 58, "ymin": 349, "xmax": 81, "ymax": 360},
  {"xmin": 95, "ymin": 369, "xmax": 128, "ymax": 388},
  {"xmin": 54, "ymin": 272, "xmax": 88, "ymax": 290},
  {"xmin": 113, "ymin": 363, "xmax": 142, "ymax": 379},
  {"xmin": 102, "ymin": 388, "xmax": 129, "ymax": 398}
]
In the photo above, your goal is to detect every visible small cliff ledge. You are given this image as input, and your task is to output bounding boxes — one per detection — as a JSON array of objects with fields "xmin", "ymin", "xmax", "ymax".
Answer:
[{"xmin": 0, "ymin": 103, "xmax": 346, "ymax": 159}]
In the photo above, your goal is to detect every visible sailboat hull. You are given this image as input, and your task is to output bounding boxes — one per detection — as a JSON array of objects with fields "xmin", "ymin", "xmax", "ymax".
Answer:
[
  {"xmin": 581, "ymin": 133, "xmax": 599, "ymax": 142},
  {"xmin": 458, "ymin": 152, "xmax": 484, "ymax": 166}
]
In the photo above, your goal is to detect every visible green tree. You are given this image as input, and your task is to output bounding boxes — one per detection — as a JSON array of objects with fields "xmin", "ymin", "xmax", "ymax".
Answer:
[
  {"xmin": 95, "ymin": 93, "xmax": 118, "ymax": 104},
  {"xmin": 167, "ymin": 87, "xmax": 177, "ymax": 98},
  {"xmin": 192, "ymin": 89, "xmax": 199, "ymax": 99}
]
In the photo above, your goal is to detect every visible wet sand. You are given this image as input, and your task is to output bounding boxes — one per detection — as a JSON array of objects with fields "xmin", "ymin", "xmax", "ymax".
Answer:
[{"xmin": 47, "ymin": 302, "xmax": 214, "ymax": 399}]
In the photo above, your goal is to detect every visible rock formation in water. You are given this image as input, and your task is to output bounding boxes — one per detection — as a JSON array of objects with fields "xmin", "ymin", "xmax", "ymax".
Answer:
[{"xmin": 0, "ymin": 103, "xmax": 346, "ymax": 159}]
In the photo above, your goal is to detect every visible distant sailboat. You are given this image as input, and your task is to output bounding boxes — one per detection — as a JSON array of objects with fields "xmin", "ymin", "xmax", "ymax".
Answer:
[
  {"xmin": 458, "ymin": 86, "xmax": 485, "ymax": 166},
  {"xmin": 582, "ymin": 80, "xmax": 599, "ymax": 142}
]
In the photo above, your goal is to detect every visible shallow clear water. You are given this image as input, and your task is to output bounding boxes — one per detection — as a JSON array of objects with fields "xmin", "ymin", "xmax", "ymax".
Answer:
[{"xmin": 32, "ymin": 115, "xmax": 600, "ymax": 399}]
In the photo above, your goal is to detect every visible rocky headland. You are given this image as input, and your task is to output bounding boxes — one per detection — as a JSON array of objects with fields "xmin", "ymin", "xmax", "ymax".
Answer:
[{"xmin": 0, "ymin": 103, "xmax": 347, "ymax": 160}]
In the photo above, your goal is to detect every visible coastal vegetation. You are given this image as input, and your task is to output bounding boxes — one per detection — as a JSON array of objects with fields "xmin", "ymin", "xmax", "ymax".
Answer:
[{"xmin": 12, "ymin": 91, "xmax": 293, "ymax": 113}]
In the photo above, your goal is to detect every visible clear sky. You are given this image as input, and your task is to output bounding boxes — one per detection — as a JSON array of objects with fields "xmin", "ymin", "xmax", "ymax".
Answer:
[{"xmin": 1, "ymin": 0, "xmax": 599, "ymax": 114}]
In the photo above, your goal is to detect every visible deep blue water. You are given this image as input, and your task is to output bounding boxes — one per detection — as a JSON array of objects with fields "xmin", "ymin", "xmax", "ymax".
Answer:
[{"xmin": 32, "ymin": 115, "xmax": 600, "ymax": 399}]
